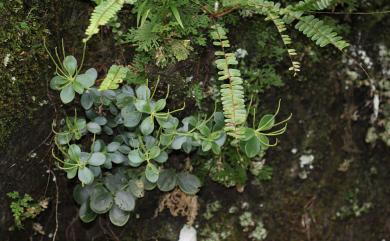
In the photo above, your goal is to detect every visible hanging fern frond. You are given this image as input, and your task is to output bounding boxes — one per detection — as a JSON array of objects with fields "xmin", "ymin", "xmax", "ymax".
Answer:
[
  {"xmin": 293, "ymin": 0, "xmax": 336, "ymax": 11},
  {"xmin": 211, "ymin": 24, "xmax": 247, "ymax": 139},
  {"xmin": 84, "ymin": 0, "xmax": 126, "ymax": 42},
  {"xmin": 99, "ymin": 65, "xmax": 129, "ymax": 91},
  {"xmin": 266, "ymin": 13, "xmax": 301, "ymax": 75},
  {"xmin": 295, "ymin": 15, "xmax": 349, "ymax": 50}
]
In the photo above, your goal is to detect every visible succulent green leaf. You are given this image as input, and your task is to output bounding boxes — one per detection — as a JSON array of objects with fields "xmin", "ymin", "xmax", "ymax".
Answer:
[
  {"xmin": 63, "ymin": 56, "xmax": 77, "ymax": 76},
  {"xmin": 135, "ymin": 85, "xmax": 151, "ymax": 100},
  {"xmin": 81, "ymin": 92, "xmax": 94, "ymax": 110},
  {"xmin": 157, "ymin": 169, "xmax": 177, "ymax": 192},
  {"xmin": 60, "ymin": 85, "xmax": 75, "ymax": 104},
  {"xmin": 109, "ymin": 204, "xmax": 130, "ymax": 227},
  {"xmin": 87, "ymin": 122, "xmax": 102, "ymax": 134},
  {"xmin": 140, "ymin": 116, "xmax": 154, "ymax": 135},
  {"xmin": 128, "ymin": 179, "xmax": 144, "ymax": 198},
  {"xmin": 90, "ymin": 186, "xmax": 114, "ymax": 214},
  {"xmin": 145, "ymin": 162, "xmax": 159, "ymax": 183},
  {"xmin": 154, "ymin": 151, "xmax": 168, "ymax": 163},
  {"xmin": 128, "ymin": 150, "xmax": 144, "ymax": 166},
  {"xmin": 177, "ymin": 172, "xmax": 201, "ymax": 195},
  {"xmin": 79, "ymin": 201, "xmax": 97, "ymax": 223},
  {"xmin": 258, "ymin": 114, "xmax": 275, "ymax": 131},
  {"xmin": 50, "ymin": 76, "xmax": 67, "ymax": 90},
  {"xmin": 244, "ymin": 136, "xmax": 261, "ymax": 158},
  {"xmin": 114, "ymin": 190, "xmax": 135, "ymax": 211},
  {"xmin": 78, "ymin": 167, "xmax": 94, "ymax": 185},
  {"xmin": 89, "ymin": 152, "xmax": 106, "ymax": 166}
]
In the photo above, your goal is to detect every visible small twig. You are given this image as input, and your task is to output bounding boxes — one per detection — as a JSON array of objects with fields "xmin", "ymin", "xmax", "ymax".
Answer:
[{"xmin": 49, "ymin": 170, "xmax": 59, "ymax": 241}]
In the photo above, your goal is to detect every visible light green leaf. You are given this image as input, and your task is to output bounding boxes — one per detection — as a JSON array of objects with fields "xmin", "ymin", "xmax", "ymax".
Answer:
[
  {"xmin": 154, "ymin": 151, "xmax": 168, "ymax": 163},
  {"xmin": 68, "ymin": 144, "xmax": 81, "ymax": 160},
  {"xmin": 78, "ymin": 167, "xmax": 94, "ymax": 185},
  {"xmin": 258, "ymin": 114, "xmax": 275, "ymax": 131},
  {"xmin": 171, "ymin": 136, "xmax": 187, "ymax": 150},
  {"xmin": 140, "ymin": 116, "xmax": 154, "ymax": 135},
  {"xmin": 145, "ymin": 162, "xmax": 159, "ymax": 183},
  {"xmin": 107, "ymin": 142, "xmax": 120, "ymax": 152},
  {"xmin": 87, "ymin": 122, "xmax": 102, "ymax": 134},
  {"xmin": 89, "ymin": 152, "xmax": 106, "ymax": 166},
  {"xmin": 81, "ymin": 92, "xmax": 94, "ymax": 109},
  {"xmin": 148, "ymin": 146, "xmax": 160, "ymax": 159},
  {"xmin": 63, "ymin": 56, "xmax": 77, "ymax": 76},
  {"xmin": 135, "ymin": 85, "xmax": 151, "ymax": 100},
  {"xmin": 99, "ymin": 65, "xmax": 128, "ymax": 91},
  {"xmin": 127, "ymin": 179, "xmax": 144, "ymax": 198},
  {"xmin": 128, "ymin": 150, "xmax": 144, "ymax": 166},
  {"xmin": 76, "ymin": 69, "xmax": 97, "ymax": 89},
  {"xmin": 50, "ymin": 76, "xmax": 67, "ymax": 90},
  {"xmin": 60, "ymin": 85, "xmax": 75, "ymax": 104},
  {"xmin": 114, "ymin": 190, "xmax": 135, "ymax": 211},
  {"xmin": 90, "ymin": 186, "xmax": 114, "ymax": 214}
]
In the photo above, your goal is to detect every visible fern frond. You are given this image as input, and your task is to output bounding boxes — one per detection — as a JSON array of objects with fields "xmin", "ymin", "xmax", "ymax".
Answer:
[
  {"xmin": 84, "ymin": 0, "xmax": 126, "ymax": 42},
  {"xmin": 294, "ymin": 0, "xmax": 336, "ymax": 11},
  {"xmin": 295, "ymin": 15, "xmax": 349, "ymax": 50},
  {"xmin": 99, "ymin": 65, "xmax": 128, "ymax": 91},
  {"xmin": 266, "ymin": 13, "xmax": 300, "ymax": 75},
  {"xmin": 211, "ymin": 25, "xmax": 247, "ymax": 138}
]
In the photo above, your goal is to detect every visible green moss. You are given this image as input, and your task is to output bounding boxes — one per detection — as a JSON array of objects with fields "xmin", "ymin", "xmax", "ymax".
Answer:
[{"xmin": 0, "ymin": 0, "xmax": 49, "ymax": 148}]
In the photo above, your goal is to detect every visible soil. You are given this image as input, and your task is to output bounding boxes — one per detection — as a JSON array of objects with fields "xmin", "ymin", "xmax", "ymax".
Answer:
[{"xmin": 0, "ymin": 1, "xmax": 389, "ymax": 241}]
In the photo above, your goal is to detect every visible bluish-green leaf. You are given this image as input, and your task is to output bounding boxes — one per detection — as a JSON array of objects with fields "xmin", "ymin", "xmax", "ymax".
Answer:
[
  {"xmin": 157, "ymin": 169, "xmax": 177, "ymax": 192},
  {"xmin": 177, "ymin": 172, "xmax": 201, "ymax": 195},
  {"xmin": 79, "ymin": 201, "xmax": 97, "ymax": 223},
  {"xmin": 109, "ymin": 204, "xmax": 130, "ymax": 227},
  {"xmin": 114, "ymin": 190, "xmax": 135, "ymax": 211},
  {"xmin": 60, "ymin": 85, "xmax": 75, "ymax": 104},
  {"xmin": 135, "ymin": 85, "xmax": 151, "ymax": 100},
  {"xmin": 87, "ymin": 122, "xmax": 102, "ymax": 134},
  {"xmin": 63, "ymin": 56, "xmax": 77, "ymax": 76},
  {"xmin": 89, "ymin": 152, "xmax": 106, "ymax": 166},
  {"xmin": 140, "ymin": 117, "xmax": 154, "ymax": 135},
  {"xmin": 90, "ymin": 186, "xmax": 113, "ymax": 214},
  {"xmin": 145, "ymin": 162, "xmax": 159, "ymax": 183},
  {"xmin": 78, "ymin": 167, "xmax": 94, "ymax": 185}
]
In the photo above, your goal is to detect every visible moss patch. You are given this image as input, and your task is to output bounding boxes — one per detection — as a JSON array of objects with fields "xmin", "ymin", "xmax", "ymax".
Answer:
[{"xmin": 0, "ymin": 0, "xmax": 50, "ymax": 148}]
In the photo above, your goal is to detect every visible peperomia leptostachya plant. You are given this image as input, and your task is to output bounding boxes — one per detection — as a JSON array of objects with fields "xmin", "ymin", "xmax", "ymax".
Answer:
[{"xmin": 49, "ymin": 52, "xmax": 289, "ymax": 226}]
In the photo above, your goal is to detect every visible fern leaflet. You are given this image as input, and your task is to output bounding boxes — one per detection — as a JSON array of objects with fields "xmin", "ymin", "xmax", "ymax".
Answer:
[
  {"xmin": 211, "ymin": 25, "xmax": 247, "ymax": 138},
  {"xmin": 84, "ymin": 0, "xmax": 126, "ymax": 42},
  {"xmin": 99, "ymin": 65, "xmax": 129, "ymax": 91},
  {"xmin": 295, "ymin": 15, "xmax": 349, "ymax": 50}
]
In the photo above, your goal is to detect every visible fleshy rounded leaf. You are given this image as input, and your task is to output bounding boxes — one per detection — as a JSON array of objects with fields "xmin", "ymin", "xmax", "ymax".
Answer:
[
  {"xmin": 114, "ymin": 190, "xmax": 135, "ymax": 211},
  {"xmin": 128, "ymin": 150, "xmax": 144, "ymax": 166},
  {"xmin": 140, "ymin": 117, "xmax": 154, "ymax": 135},
  {"xmin": 157, "ymin": 169, "xmax": 177, "ymax": 192},
  {"xmin": 109, "ymin": 204, "xmax": 130, "ymax": 227},
  {"xmin": 145, "ymin": 163, "xmax": 159, "ymax": 183},
  {"xmin": 78, "ymin": 167, "xmax": 94, "ymax": 185},
  {"xmin": 90, "ymin": 186, "xmax": 114, "ymax": 214},
  {"xmin": 79, "ymin": 201, "xmax": 97, "ymax": 223},
  {"xmin": 89, "ymin": 152, "xmax": 106, "ymax": 166},
  {"xmin": 60, "ymin": 85, "xmax": 75, "ymax": 104},
  {"xmin": 63, "ymin": 56, "xmax": 77, "ymax": 76},
  {"xmin": 177, "ymin": 172, "xmax": 201, "ymax": 195},
  {"xmin": 87, "ymin": 122, "xmax": 102, "ymax": 134}
]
